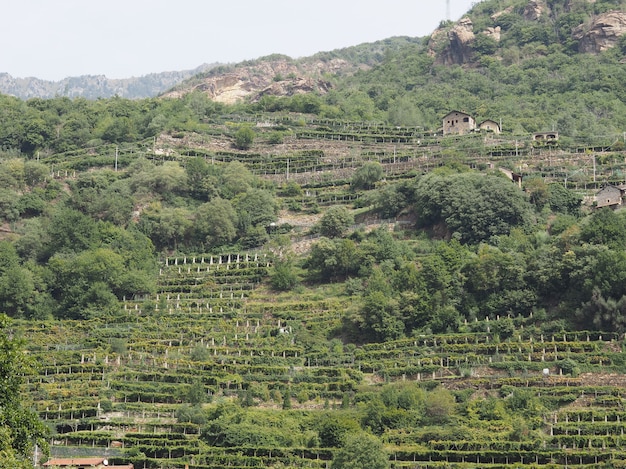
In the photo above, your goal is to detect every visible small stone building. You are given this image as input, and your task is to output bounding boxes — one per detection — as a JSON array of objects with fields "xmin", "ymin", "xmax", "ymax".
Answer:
[
  {"xmin": 595, "ymin": 184, "xmax": 626, "ymax": 209},
  {"xmin": 443, "ymin": 111, "xmax": 476, "ymax": 135},
  {"xmin": 478, "ymin": 119, "xmax": 501, "ymax": 134},
  {"xmin": 532, "ymin": 132, "xmax": 559, "ymax": 143}
]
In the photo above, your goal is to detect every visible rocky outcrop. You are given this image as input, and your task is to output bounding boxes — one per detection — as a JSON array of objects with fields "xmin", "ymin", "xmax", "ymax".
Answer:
[
  {"xmin": 483, "ymin": 26, "xmax": 502, "ymax": 43},
  {"xmin": 491, "ymin": 6, "xmax": 514, "ymax": 21},
  {"xmin": 429, "ymin": 17, "xmax": 476, "ymax": 65},
  {"xmin": 524, "ymin": 0, "xmax": 545, "ymax": 21},
  {"xmin": 163, "ymin": 58, "xmax": 348, "ymax": 104},
  {"xmin": 573, "ymin": 11, "xmax": 626, "ymax": 53},
  {"xmin": 255, "ymin": 77, "xmax": 332, "ymax": 102}
]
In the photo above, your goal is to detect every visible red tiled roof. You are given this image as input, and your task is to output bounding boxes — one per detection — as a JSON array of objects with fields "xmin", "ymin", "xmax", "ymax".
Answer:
[{"xmin": 43, "ymin": 458, "xmax": 105, "ymax": 467}]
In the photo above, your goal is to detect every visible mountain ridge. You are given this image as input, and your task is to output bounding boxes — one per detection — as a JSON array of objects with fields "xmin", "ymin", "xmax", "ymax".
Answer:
[
  {"xmin": 0, "ymin": 63, "xmax": 218, "ymax": 100},
  {"xmin": 2, "ymin": 0, "xmax": 626, "ymax": 104}
]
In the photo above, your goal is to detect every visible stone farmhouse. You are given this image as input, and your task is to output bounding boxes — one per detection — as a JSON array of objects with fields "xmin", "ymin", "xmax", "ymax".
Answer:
[
  {"xmin": 533, "ymin": 131, "xmax": 559, "ymax": 144},
  {"xmin": 595, "ymin": 184, "xmax": 626, "ymax": 209},
  {"xmin": 479, "ymin": 119, "xmax": 501, "ymax": 134},
  {"xmin": 442, "ymin": 111, "xmax": 501, "ymax": 135}
]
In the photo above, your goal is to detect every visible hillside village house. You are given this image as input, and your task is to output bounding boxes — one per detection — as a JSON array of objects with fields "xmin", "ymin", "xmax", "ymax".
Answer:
[
  {"xmin": 478, "ymin": 119, "xmax": 501, "ymax": 134},
  {"xmin": 43, "ymin": 457, "xmax": 133, "ymax": 469},
  {"xmin": 443, "ymin": 111, "xmax": 476, "ymax": 135},
  {"xmin": 532, "ymin": 131, "xmax": 559, "ymax": 143},
  {"xmin": 595, "ymin": 184, "xmax": 626, "ymax": 209},
  {"xmin": 442, "ymin": 112, "xmax": 501, "ymax": 135}
]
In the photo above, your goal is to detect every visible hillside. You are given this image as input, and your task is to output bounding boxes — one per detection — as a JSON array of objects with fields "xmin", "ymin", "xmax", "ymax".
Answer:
[
  {"xmin": 4, "ymin": 1, "xmax": 626, "ymax": 468},
  {"xmin": 1, "ymin": 109, "xmax": 626, "ymax": 468},
  {"xmin": 163, "ymin": 0, "xmax": 626, "ymax": 136},
  {"xmin": 161, "ymin": 37, "xmax": 422, "ymax": 104}
]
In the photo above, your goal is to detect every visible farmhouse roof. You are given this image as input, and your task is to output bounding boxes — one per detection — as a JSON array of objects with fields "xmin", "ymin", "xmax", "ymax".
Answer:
[
  {"xmin": 42, "ymin": 458, "xmax": 133, "ymax": 469},
  {"xmin": 43, "ymin": 458, "xmax": 108, "ymax": 467},
  {"xmin": 479, "ymin": 119, "xmax": 499, "ymax": 126},
  {"xmin": 443, "ymin": 110, "xmax": 472, "ymax": 118}
]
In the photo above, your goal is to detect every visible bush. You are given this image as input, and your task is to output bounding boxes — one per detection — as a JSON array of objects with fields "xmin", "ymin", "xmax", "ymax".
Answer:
[
  {"xmin": 234, "ymin": 126, "xmax": 255, "ymax": 150},
  {"xmin": 270, "ymin": 261, "xmax": 299, "ymax": 291},
  {"xmin": 559, "ymin": 358, "xmax": 580, "ymax": 377},
  {"xmin": 319, "ymin": 206, "xmax": 354, "ymax": 238}
]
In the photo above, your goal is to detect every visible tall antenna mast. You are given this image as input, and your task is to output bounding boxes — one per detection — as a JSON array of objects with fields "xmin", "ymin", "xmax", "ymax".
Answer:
[{"xmin": 446, "ymin": 0, "xmax": 451, "ymax": 21}]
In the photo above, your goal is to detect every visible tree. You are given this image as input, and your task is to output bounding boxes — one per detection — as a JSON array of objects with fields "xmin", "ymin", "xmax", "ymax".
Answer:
[
  {"xmin": 548, "ymin": 183, "xmax": 581, "ymax": 215},
  {"xmin": 194, "ymin": 198, "xmax": 238, "ymax": 248},
  {"xmin": 234, "ymin": 188, "xmax": 279, "ymax": 233},
  {"xmin": 220, "ymin": 161, "xmax": 256, "ymax": 199},
  {"xmin": 414, "ymin": 172, "xmax": 534, "ymax": 244},
  {"xmin": 424, "ymin": 388, "xmax": 456, "ymax": 425},
  {"xmin": 317, "ymin": 414, "xmax": 361, "ymax": 448},
  {"xmin": 47, "ymin": 248, "xmax": 128, "ymax": 319},
  {"xmin": 351, "ymin": 162, "xmax": 384, "ymax": 190},
  {"xmin": 270, "ymin": 260, "xmax": 299, "ymax": 291},
  {"xmin": 23, "ymin": 161, "xmax": 49, "ymax": 187},
  {"xmin": 523, "ymin": 177, "xmax": 549, "ymax": 210},
  {"xmin": 234, "ymin": 125, "xmax": 255, "ymax": 150},
  {"xmin": 331, "ymin": 433, "xmax": 389, "ymax": 469},
  {"xmin": 361, "ymin": 291, "xmax": 403, "ymax": 341},
  {"xmin": 144, "ymin": 206, "xmax": 192, "ymax": 251},
  {"xmin": 0, "ymin": 266, "xmax": 35, "ymax": 318},
  {"xmin": 43, "ymin": 206, "xmax": 97, "ymax": 257},
  {"xmin": 0, "ymin": 314, "xmax": 48, "ymax": 466},
  {"xmin": 580, "ymin": 208, "xmax": 626, "ymax": 249},
  {"xmin": 305, "ymin": 238, "xmax": 361, "ymax": 281},
  {"xmin": 473, "ymin": 34, "xmax": 498, "ymax": 56},
  {"xmin": 319, "ymin": 206, "xmax": 354, "ymax": 238},
  {"xmin": 185, "ymin": 156, "xmax": 218, "ymax": 201}
]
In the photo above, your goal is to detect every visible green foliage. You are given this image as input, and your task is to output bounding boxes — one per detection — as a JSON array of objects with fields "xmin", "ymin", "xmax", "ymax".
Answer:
[
  {"xmin": 548, "ymin": 183, "xmax": 582, "ymax": 215},
  {"xmin": 0, "ymin": 315, "xmax": 48, "ymax": 464},
  {"xmin": 270, "ymin": 260, "xmax": 300, "ymax": 291},
  {"xmin": 331, "ymin": 432, "xmax": 389, "ymax": 469},
  {"xmin": 351, "ymin": 162, "xmax": 384, "ymax": 190},
  {"xmin": 414, "ymin": 171, "xmax": 534, "ymax": 244},
  {"xmin": 194, "ymin": 198, "xmax": 238, "ymax": 248},
  {"xmin": 580, "ymin": 208, "xmax": 626, "ymax": 249},
  {"xmin": 559, "ymin": 358, "xmax": 581, "ymax": 377},
  {"xmin": 9, "ymin": 11, "xmax": 626, "ymax": 467},
  {"xmin": 305, "ymin": 237, "xmax": 361, "ymax": 281},
  {"xmin": 234, "ymin": 188, "xmax": 279, "ymax": 234},
  {"xmin": 424, "ymin": 388, "xmax": 457, "ymax": 425},
  {"xmin": 319, "ymin": 206, "xmax": 354, "ymax": 238},
  {"xmin": 233, "ymin": 125, "xmax": 255, "ymax": 150},
  {"xmin": 474, "ymin": 34, "xmax": 499, "ymax": 57},
  {"xmin": 316, "ymin": 413, "xmax": 361, "ymax": 447},
  {"xmin": 361, "ymin": 291, "xmax": 403, "ymax": 341}
]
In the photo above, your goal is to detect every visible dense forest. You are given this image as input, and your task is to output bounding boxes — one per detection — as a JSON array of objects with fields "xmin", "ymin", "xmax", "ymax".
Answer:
[{"xmin": 3, "ymin": 0, "xmax": 626, "ymax": 467}]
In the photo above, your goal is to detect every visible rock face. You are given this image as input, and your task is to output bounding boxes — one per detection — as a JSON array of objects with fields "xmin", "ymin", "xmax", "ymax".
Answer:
[
  {"xmin": 573, "ymin": 11, "xmax": 626, "ymax": 53},
  {"xmin": 163, "ymin": 58, "xmax": 348, "ymax": 104},
  {"xmin": 523, "ymin": 0, "xmax": 545, "ymax": 21},
  {"xmin": 491, "ymin": 6, "xmax": 514, "ymax": 21},
  {"xmin": 429, "ymin": 17, "xmax": 476, "ymax": 65},
  {"xmin": 483, "ymin": 26, "xmax": 502, "ymax": 42}
]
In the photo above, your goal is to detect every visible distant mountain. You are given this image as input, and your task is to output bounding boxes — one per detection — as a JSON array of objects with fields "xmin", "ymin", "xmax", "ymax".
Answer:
[{"xmin": 0, "ymin": 64, "xmax": 219, "ymax": 100}]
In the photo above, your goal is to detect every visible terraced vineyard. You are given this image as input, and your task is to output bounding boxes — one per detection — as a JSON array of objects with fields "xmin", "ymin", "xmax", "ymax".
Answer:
[
  {"xmin": 7, "ymin": 113, "xmax": 626, "ymax": 468},
  {"xmin": 16, "ymin": 250, "xmax": 626, "ymax": 468}
]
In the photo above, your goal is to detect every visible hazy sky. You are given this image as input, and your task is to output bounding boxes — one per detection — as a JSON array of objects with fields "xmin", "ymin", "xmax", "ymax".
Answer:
[{"xmin": 3, "ymin": 0, "xmax": 478, "ymax": 81}]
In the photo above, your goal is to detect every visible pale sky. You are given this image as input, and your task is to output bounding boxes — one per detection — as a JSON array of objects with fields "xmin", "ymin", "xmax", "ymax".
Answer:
[{"xmin": 2, "ymin": 0, "xmax": 478, "ymax": 81}]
